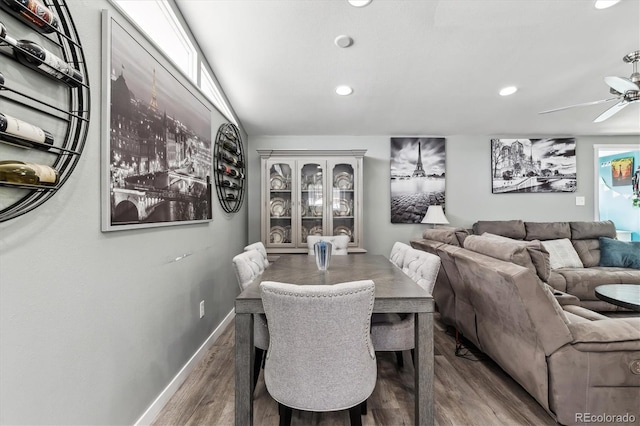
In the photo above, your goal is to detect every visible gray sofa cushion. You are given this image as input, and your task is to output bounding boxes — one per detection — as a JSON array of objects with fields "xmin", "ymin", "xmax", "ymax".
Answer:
[
  {"xmin": 570, "ymin": 220, "xmax": 616, "ymax": 240},
  {"xmin": 472, "ymin": 220, "xmax": 526, "ymax": 239},
  {"xmin": 463, "ymin": 235, "xmax": 541, "ymax": 281},
  {"xmin": 556, "ymin": 267, "xmax": 640, "ymax": 301},
  {"xmin": 421, "ymin": 227, "xmax": 461, "ymax": 246},
  {"xmin": 480, "ymin": 233, "xmax": 551, "ymax": 282},
  {"xmin": 524, "ymin": 222, "xmax": 571, "ymax": 241}
]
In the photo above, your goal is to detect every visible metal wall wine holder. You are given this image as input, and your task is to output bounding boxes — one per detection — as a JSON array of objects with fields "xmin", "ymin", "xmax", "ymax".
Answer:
[
  {"xmin": 0, "ymin": 0, "xmax": 90, "ymax": 222},
  {"xmin": 214, "ymin": 123, "xmax": 245, "ymax": 213}
]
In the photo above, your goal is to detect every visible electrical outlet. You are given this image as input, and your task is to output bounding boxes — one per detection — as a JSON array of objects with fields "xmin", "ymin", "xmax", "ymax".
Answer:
[{"xmin": 199, "ymin": 300, "xmax": 205, "ymax": 318}]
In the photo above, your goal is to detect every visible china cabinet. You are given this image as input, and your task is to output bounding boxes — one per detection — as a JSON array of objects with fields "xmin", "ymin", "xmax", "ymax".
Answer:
[{"xmin": 258, "ymin": 149, "xmax": 366, "ymax": 254}]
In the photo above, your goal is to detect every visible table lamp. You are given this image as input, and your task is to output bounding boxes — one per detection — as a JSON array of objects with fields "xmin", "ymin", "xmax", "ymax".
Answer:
[{"xmin": 421, "ymin": 205, "xmax": 449, "ymax": 228}]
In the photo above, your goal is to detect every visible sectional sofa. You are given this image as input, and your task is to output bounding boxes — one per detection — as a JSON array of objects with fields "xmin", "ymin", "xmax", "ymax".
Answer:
[{"xmin": 410, "ymin": 222, "xmax": 640, "ymax": 425}]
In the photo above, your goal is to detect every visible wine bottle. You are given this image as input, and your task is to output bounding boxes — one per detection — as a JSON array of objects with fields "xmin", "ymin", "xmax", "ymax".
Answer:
[
  {"xmin": 1, "ymin": 0, "xmax": 60, "ymax": 33},
  {"xmin": 221, "ymin": 139, "xmax": 239, "ymax": 155},
  {"xmin": 0, "ymin": 160, "xmax": 58, "ymax": 185},
  {"xmin": 0, "ymin": 112, "xmax": 54, "ymax": 149},
  {"xmin": 221, "ymin": 179, "xmax": 240, "ymax": 190},
  {"xmin": 0, "ymin": 22, "xmax": 82, "ymax": 86},
  {"xmin": 218, "ymin": 151, "xmax": 243, "ymax": 168},
  {"xmin": 216, "ymin": 164, "xmax": 244, "ymax": 179}
]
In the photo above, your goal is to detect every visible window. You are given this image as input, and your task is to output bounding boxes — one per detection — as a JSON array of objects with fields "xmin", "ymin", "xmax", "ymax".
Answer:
[
  {"xmin": 112, "ymin": 0, "xmax": 197, "ymax": 80},
  {"xmin": 201, "ymin": 65, "xmax": 237, "ymax": 125}
]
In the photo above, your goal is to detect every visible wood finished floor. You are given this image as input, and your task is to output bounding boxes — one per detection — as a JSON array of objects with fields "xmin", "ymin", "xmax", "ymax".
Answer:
[{"xmin": 151, "ymin": 315, "xmax": 557, "ymax": 426}]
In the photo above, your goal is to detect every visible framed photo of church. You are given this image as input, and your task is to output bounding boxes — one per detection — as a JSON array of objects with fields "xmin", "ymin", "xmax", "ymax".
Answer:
[
  {"xmin": 101, "ymin": 11, "xmax": 213, "ymax": 232},
  {"xmin": 490, "ymin": 138, "xmax": 577, "ymax": 193},
  {"xmin": 390, "ymin": 137, "xmax": 446, "ymax": 223}
]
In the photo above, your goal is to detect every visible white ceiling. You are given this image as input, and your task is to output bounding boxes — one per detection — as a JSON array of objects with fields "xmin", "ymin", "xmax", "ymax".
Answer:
[{"xmin": 175, "ymin": 0, "xmax": 640, "ymax": 137}]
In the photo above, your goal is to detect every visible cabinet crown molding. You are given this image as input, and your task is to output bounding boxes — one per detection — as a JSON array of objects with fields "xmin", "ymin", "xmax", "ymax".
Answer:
[{"xmin": 257, "ymin": 149, "xmax": 367, "ymax": 158}]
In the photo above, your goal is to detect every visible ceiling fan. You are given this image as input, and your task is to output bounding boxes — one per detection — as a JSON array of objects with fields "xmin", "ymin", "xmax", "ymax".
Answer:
[{"xmin": 539, "ymin": 50, "xmax": 640, "ymax": 122}]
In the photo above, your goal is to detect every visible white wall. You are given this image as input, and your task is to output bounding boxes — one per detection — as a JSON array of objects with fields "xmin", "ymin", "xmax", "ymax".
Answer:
[
  {"xmin": 0, "ymin": 1, "xmax": 246, "ymax": 424},
  {"xmin": 247, "ymin": 135, "xmax": 639, "ymax": 256}
]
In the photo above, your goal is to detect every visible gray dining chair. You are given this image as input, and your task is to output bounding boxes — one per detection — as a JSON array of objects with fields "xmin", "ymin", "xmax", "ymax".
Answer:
[
  {"xmin": 306, "ymin": 235, "xmax": 350, "ymax": 255},
  {"xmin": 232, "ymin": 250, "xmax": 270, "ymax": 390},
  {"xmin": 371, "ymin": 245, "xmax": 440, "ymax": 368},
  {"xmin": 260, "ymin": 280, "xmax": 377, "ymax": 426},
  {"xmin": 244, "ymin": 241, "xmax": 269, "ymax": 268}
]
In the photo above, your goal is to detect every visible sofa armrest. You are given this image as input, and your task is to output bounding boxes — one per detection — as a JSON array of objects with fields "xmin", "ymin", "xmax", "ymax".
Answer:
[
  {"xmin": 568, "ymin": 318, "xmax": 640, "ymax": 352},
  {"xmin": 551, "ymin": 289, "xmax": 580, "ymax": 306}
]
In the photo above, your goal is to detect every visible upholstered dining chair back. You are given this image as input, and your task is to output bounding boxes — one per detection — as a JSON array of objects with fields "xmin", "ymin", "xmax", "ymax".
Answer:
[
  {"xmin": 306, "ymin": 235, "xmax": 350, "ymax": 255},
  {"xmin": 389, "ymin": 241, "xmax": 412, "ymax": 269},
  {"xmin": 232, "ymin": 250, "xmax": 270, "ymax": 369},
  {"xmin": 260, "ymin": 280, "xmax": 377, "ymax": 420},
  {"xmin": 233, "ymin": 250, "xmax": 266, "ymax": 291},
  {"xmin": 400, "ymin": 248, "xmax": 441, "ymax": 294},
  {"xmin": 370, "ymin": 247, "xmax": 440, "ymax": 367},
  {"xmin": 244, "ymin": 241, "xmax": 269, "ymax": 268}
]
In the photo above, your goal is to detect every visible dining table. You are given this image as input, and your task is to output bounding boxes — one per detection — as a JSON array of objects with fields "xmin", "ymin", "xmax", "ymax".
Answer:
[{"xmin": 234, "ymin": 253, "xmax": 435, "ymax": 425}]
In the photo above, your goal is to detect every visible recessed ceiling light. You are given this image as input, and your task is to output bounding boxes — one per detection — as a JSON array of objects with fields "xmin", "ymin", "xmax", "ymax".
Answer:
[
  {"xmin": 336, "ymin": 85, "xmax": 353, "ymax": 96},
  {"xmin": 348, "ymin": 0, "xmax": 372, "ymax": 7},
  {"xmin": 499, "ymin": 86, "xmax": 518, "ymax": 96},
  {"xmin": 594, "ymin": 0, "xmax": 621, "ymax": 9},
  {"xmin": 334, "ymin": 35, "xmax": 353, "ymax": 48}
]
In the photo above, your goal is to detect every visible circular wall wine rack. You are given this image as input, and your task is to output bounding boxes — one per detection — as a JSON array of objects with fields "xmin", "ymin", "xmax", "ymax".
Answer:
[
  {"xmin": 214, "ymin": 123, "xmax": 245, "ymax": 213},
  {"xmin": 0, "ymin": 0, "xmax": 90, "ymax": 222}
]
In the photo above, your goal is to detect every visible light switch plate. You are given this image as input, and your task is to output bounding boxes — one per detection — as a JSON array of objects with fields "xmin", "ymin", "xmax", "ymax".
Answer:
[{"xmin": 575, "ymin": 196, "xmax": 585, "ymax": 206}]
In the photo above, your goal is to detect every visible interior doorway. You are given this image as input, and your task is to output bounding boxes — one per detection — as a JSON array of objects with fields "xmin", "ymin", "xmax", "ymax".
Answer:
[{"xmin": 594, "ymin": 144, "xmax": 640, "ymax": 241}]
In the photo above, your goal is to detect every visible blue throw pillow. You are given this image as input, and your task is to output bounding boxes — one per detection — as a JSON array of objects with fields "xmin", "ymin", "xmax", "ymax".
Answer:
[{"xmin": 599, "ymin": 237, "xmax": 640, "ymax": 269}]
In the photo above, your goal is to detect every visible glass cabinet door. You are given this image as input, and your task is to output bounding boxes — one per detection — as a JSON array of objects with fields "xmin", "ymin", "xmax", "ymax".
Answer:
[
  {"xmin": 330, "ymin": 160, "xmax": 357, "ymax": 246},
  {"xmin": 299, "ymin": 161, "xmax": 324, "ymax": 247},
  {"xmin": 267, "ymin": 161, "xmax": 293, "ymax": 245}
]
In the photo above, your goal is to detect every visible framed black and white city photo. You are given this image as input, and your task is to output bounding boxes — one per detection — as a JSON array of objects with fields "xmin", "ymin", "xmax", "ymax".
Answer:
[
  {"xmin": 390, "ymin": 137, "xmax": 446, "ymax": 223},
  {"xmin": 101, "ymin": 11, "xmax": 213, "ymax": 231},
  {"xmin": 491, "ymin": 138, "xmax": 577, "ymax": 194}
]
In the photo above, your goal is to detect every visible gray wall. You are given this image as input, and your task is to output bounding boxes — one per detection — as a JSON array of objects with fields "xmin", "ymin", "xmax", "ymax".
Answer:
[
  {"xmin": 247, "ymin": 135, "xmax": 639, "ymax": 256},
  {"xmin": 0, "ymin": 1, "xmax": 246, "ymax": 424}
]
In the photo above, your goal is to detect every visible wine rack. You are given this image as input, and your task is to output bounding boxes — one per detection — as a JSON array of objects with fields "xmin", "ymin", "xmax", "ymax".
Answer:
[
  {"xmin": 214, "ymin": 123, "xmax": 245, "ymax": 213},
  {"xmin": 0, "ymin": 0, "xmax": 90, "ymax": 222}
]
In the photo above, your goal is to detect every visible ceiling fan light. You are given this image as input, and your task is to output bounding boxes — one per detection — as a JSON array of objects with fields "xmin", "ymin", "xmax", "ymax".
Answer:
[
  {"xmin": 499, "ymin": 86, "xmax": 518, "ymax": 96},
  {"xmin": 594, "ymin": 0, "xmax": 621, "ymax": 9},
  {"xmin": 336, "ymin": 85, "xmax": 353, "ymax": 96}
]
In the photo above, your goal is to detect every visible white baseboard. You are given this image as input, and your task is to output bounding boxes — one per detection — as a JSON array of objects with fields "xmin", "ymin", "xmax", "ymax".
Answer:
[{"xmin": 134, "ymin": 309, "xmax": 236, "ymax": 425}]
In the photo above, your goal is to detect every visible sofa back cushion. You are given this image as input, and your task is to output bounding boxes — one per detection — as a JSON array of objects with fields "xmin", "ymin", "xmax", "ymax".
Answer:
[
  {"xmin": 524, "ymin": 222, "xmax": 571, "ymax": 241},
  {"xmin": 569, "ymin": 221, "xmax": 616, "ymax": 266},
  {"xmin": 464, "ymin": 235, "xmax": 550, "ymax": 282},
  {"xmin": 421, "ymin": 227, "xmax": 461, "ymax": 246},
  {"xmin": 472, "ymin": 220, "xmax": 526, "ymax": 239}
]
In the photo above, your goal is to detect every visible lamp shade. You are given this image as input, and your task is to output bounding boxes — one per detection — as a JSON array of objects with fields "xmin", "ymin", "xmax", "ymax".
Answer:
[{"xmin": 421, "ymin": 205, "xmax": 449, "ymax": 225}]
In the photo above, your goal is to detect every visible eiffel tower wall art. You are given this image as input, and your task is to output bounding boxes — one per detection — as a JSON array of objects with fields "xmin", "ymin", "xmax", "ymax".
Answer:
[
  {"xmin": 390, "ymin": 137, "xmax": 446, "ymax": 223},
  {"xmin": 102, "ymin": 15, "xmax": 213, "ymax": 231}
]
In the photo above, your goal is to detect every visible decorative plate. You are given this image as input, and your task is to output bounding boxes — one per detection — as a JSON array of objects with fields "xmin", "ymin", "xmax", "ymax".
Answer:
[
  {"xmin": 270, "ymin": 197, "xmax": 286, "ymax": 217},
  {"xmin": 311, "ymin": 204, "xmax": 324, "ymax": 217},
  {"xmin": 270, "ymin": 226, "xmax": 287, "ymax": 244},
  {"xmin": 270, "ymin": 173, "xmax": 286, "ymax": 190},
  {"xmin": 334, "ymin": 172, "xmax": 353, "ymax": 190},
  {"xmin": 309, "ymin": 226, "xmax": 323, "ymax": 236},
  {"xmin": 334, "ymin": 225, "xmax": 352, "ymax": 239},
  {"xmin": 333, "ymin": 199, "xmax": 351, "ymax": 216}
]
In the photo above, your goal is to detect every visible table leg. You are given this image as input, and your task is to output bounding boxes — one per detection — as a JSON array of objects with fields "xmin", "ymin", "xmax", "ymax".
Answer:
[
  {"xmin": 235, "ymin": 313, "xmax": 254, "ymax": 425},
  {"xmin": 415, "ymin": 312, "xmax": 434, "ymax": 426}
]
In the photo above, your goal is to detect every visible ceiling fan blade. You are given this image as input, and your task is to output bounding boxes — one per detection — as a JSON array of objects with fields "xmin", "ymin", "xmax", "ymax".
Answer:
[
  {"xmin": 538, "ymin": 97, "xmax": 619, "ymax": 114},
  {"xmin": 593, "ymin": 100, "xmax": 628, "ymax": 123},
  {"xmin": 604, "ymin": 76, "xmax": 638, "ymax": 93}
]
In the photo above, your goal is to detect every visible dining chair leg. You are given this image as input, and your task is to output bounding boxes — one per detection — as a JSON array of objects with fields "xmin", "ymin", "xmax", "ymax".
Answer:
[
  {"xmin": 253, "ymin": 348, "xmax": 264, "ymax": 390},
  {"xmin": 411, "ymin": 348, "xmax": 415, "ymax": 367},
  {"xmin": 395, "ymin": 350, "xmax": 404, "ymax": 368},
  {"xmin": 278, "ymin": 403, "xmax": 292, "ymax": 426},
  {"xmin": 349, "ymin": 405, "xmax": 363, "ymax": 426}
]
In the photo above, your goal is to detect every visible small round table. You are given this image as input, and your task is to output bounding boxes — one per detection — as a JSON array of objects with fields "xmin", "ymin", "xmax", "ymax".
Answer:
[{"xmin": 595, "ymin": 284, "xmax": 640, "ymax": 312}]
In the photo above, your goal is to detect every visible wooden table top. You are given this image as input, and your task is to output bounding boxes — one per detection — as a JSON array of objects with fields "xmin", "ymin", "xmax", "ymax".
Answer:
[{"xmin": 235, "ymin": 254, "xmax": 433, "ymax": 314}]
